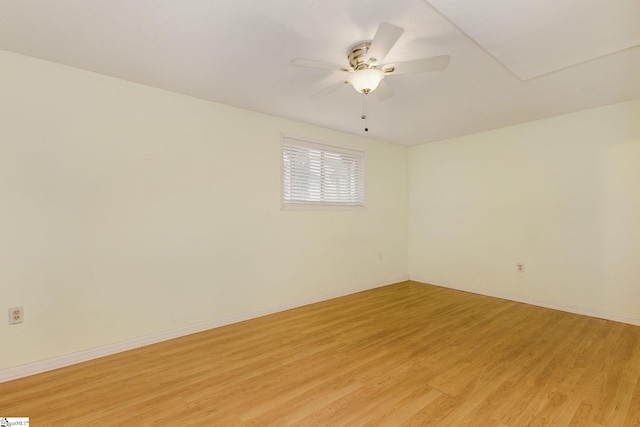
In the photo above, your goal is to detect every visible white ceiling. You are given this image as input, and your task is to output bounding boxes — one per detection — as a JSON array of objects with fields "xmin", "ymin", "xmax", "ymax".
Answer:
[
  {"xmin": 1, "ymin": 0, "xmax": 639, "ymax": 146},
  {"xmin": 428, "ymin": 0, "xmax": 640, "ymax": 80}
]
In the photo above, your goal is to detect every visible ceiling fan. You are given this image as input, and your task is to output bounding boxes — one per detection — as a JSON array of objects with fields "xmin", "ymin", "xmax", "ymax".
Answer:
[{"xmin": 291, "ymin": 23, "xmax": 450, "ymax": 100}]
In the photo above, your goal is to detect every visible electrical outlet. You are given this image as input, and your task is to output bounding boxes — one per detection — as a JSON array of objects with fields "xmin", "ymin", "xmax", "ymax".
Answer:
[
  {"xmin": 9, "ymin": 306, "xmax": 24, "ymax": 325},
  {"xmin": 517, "ymin": 263, "xmax": 525, "ymax": 273}
]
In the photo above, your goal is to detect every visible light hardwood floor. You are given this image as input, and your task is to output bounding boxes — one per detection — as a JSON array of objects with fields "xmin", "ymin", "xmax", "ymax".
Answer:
[{"xmin": 2, "ymin": 281, "xmax": 640, "ymax": 426}]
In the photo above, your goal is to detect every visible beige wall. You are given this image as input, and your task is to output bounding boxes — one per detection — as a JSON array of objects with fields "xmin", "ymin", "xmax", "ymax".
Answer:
[
  {"xmin": 0, "ymin": 51, "xmax": 408, "ymax": 371},
  {"xmin": 409, "ymin": 99, "xmax": 640, "ymax": 324},
  {"xmin": 2, "ymin": 47, "xmax": 638, "ymax": 376}
]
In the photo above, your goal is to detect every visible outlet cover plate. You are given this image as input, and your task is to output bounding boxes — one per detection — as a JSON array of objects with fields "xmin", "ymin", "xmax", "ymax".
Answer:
[{"xmin": 9, "ymin": 306, "xmax": 24, "ymax": 325}]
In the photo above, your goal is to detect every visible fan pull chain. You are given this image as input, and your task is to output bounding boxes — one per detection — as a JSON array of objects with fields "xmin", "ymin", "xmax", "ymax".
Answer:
[{"xmin": 361, "ymin": 94, "xmax": 369, "ymax": 132}]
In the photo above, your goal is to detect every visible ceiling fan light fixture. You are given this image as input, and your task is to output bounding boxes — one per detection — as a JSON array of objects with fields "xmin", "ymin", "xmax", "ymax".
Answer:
[{"xmin": 349, "ymin": 68, "xmax": 385, "ymax": 94}]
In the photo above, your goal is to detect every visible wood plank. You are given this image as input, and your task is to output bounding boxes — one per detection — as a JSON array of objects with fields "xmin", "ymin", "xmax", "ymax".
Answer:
[{"xmin": 1, "ymin": 281, "xmax": 639, "ymax": 426}]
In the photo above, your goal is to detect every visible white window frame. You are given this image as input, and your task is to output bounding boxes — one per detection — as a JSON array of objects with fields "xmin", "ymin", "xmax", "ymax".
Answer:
[{"xmin": 281, "ymin": 133, "xmax": 366, "ymax": 209}]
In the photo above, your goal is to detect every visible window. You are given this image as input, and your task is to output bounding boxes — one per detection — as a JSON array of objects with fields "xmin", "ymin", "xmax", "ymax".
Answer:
[{"xmin": 282, "ymin": 135, "xmax": 365, "ymax": 207}]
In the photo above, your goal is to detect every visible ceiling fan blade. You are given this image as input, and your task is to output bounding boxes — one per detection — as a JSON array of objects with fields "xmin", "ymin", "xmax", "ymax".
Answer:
[
  {"xmin": 365, "ymin": 23, "xmax": 404, "ymax": 64},
  {"xmin": 291, "ymin": 58, "xmax": 348, "ymax": 72},
  {"xmin": 311, "ymin": 80, "xmax": 349, "ymax": 99},
  {"xmin": 373, "ymin": 80, "xmax": 394, "ymax": 101},
  {"xmin": 383, "ymin": 55, "xmax": 450, "ymax": 75}
]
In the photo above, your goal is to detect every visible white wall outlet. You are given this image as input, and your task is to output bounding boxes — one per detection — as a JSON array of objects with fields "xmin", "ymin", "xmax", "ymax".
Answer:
[
  {"xmin": 517, "ymin": 263, "xmax": 525, "ymax": 273},
  {"xmin": 9, "ymin": 306, "xmax": 24, "ymax": 325}
]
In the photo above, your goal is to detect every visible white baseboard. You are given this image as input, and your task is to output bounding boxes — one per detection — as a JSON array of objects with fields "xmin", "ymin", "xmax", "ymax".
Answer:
[
  {"xmin": 0, "ymin": 276, "xmax": 408, "ymax": 383},
  {"xmin": 410, "ymin": 276, "xmax": 640, "ymax": 327}
]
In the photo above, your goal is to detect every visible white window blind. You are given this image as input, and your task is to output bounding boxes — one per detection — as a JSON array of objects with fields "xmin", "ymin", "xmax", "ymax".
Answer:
[{"xmin": 282, "ymin": 136, "xmax": 365, "ymax": 207}]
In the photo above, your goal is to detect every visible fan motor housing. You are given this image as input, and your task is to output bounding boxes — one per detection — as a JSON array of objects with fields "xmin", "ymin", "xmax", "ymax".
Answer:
[{"xmin": 348, "ymin": 42, "xmax": 373, "ymax": 70}]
